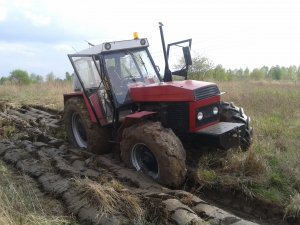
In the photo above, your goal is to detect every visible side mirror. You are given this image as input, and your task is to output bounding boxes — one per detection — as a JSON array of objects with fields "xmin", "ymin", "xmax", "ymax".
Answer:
[
  {"xmin": 165, "ymin": 38, "xmax": 192, "ymax": 81},
  {"xmin": 182, "ymin": 46, "xmax": 192, "ymax": 66}
]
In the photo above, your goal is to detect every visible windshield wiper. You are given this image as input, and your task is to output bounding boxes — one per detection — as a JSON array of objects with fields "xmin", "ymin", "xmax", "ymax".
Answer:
[{"xmin": 138, "ymin": 54, "xmax": 148, "ymax": 75}]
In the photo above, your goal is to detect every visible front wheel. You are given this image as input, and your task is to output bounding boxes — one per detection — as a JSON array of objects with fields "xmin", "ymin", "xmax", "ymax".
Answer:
[{"xmin": 120, "ymin": 122, "xmax": 187, "ymax": 188}]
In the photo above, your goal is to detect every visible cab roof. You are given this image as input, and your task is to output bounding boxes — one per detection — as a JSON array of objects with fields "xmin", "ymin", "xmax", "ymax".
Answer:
[{"xmin": 77, "ymin": 38, "xmax": 149, "ymax": 55}]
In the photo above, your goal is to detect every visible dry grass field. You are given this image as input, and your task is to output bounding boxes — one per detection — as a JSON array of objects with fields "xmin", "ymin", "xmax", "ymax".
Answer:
[
  {"xmin": 0, "ymin": 80, "xmax": 300, "ymax": 220},
  {"xmin": 0, "ymin": 161, "xmax": 78, "ymax": 225},
  {"xmin": 0, "ymin": 82, "xmax": 73, "ymax": 110},
  {"xmin": 0, "ymin": 82, "xmax": 76, "ymax": 225}
]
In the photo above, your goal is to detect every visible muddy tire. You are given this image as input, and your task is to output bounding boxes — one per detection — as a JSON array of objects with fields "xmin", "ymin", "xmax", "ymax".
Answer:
[
  {"xmin": 64, "ymin": 97, "xmax": 112, "ymax": 154},
  {"xmin": 220, "ymin": 102, "xmax": 253, "ymax": 150},
  {"xmin": 120, "ymin": 121, "xmax": 186, "ymax": 188}
]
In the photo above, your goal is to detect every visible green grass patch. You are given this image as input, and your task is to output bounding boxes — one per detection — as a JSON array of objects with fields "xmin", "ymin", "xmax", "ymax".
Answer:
[
  {"xmin": 250, "ymin": 184, "xmax": 285, "ymax": 204},
  {"xmin": 198, "ymin": 169, "xmax": 218, "ymax": 184}
]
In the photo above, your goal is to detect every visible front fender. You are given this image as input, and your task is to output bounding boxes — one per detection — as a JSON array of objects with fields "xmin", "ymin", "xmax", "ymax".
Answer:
[{"xmin": 116, "ymin": 111, "xmax": 157, "ymax": 146}]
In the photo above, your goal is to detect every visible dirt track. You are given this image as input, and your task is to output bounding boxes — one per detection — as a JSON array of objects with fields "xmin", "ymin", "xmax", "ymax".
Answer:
[{"xmin": 0, "ymin": 102, "xmax": 272, "ymax": 225}]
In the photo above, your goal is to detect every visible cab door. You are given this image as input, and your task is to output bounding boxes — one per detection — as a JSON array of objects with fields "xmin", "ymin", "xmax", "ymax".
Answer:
[{"xmin": 68, "ymin": 54, "xmax": 112, "ymax": 125}]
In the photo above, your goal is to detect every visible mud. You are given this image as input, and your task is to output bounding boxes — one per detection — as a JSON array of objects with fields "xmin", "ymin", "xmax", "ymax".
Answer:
[{"xmin": 0, "ymin": 104, "xmax": 284, "ymax": 225}]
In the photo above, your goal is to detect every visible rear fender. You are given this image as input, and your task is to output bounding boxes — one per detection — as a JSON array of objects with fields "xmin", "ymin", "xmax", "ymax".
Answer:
[{"xmin": 63, "ymin": 92, "xmax": 97, "ymax": 124}]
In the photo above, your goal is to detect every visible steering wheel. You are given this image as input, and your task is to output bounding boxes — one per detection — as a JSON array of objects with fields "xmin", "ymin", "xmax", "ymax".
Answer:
[
  {"xmin": 121, "ymin": 76, "xmax": 144, "ymax": 85},
  {"xmin": 121, "ymin": 76, "xmax": 133, "ymax": 83}
]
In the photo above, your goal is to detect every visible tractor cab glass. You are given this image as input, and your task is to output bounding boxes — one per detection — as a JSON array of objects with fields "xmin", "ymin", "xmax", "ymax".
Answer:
[
  {"xmin": 103, "ymin": 48, "xmax": 160, "ymax": 106},
  {"xmin": 71, "ymin": 56, "xmax": 101, "ymax": 89}
]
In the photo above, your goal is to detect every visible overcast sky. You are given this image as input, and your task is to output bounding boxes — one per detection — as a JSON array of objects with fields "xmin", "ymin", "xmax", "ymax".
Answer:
[{"xmin": 0, "ymin": 0, "xmax": 299, "ymax": 78}]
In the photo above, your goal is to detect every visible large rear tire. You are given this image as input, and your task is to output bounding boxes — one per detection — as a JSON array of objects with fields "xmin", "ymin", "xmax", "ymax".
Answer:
[
  {"xmin": 120, "ymin": 121, "xmax": 186, "ymax": 188},
  {"xmin": 220, "ymin": 102, "xmax": 253, "ymax": 150},
  {"xmin": 64, "ymin": 98, "xmax": 112, "ymax": 154}
]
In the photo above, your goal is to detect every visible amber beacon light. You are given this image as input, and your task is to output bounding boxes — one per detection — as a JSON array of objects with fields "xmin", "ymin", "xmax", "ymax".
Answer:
[{"xmin": 133, "ymin": 32, "xmax": 139, "ymax": 39}]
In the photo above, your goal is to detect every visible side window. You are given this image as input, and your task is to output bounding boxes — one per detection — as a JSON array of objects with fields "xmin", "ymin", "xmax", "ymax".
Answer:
[{"xmin": 73, "ymin": 57, "xmax": 101, "ymax": 89}]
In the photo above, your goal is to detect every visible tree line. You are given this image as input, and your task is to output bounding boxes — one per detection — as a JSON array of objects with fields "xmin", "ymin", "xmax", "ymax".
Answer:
[
  {"xmin": 179, "ymin": 55, "xmax": 300, "ymax": 81},
  {"xmin": 0, "ymin": 69, "xmax": 73, "ymax": 85},
  {"xmin": 1, "ymin": 56, "xmax": 300, "ymax": 85}
]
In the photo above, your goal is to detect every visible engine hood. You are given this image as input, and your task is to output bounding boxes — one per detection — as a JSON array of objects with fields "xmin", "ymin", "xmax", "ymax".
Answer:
[{"xmin": 129, "ymin": 80, "xmax": 220, "ymax": 102}]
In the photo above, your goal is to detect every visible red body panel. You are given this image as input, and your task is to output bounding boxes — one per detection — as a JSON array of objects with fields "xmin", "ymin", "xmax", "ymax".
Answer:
[
  {"xmin": 64, "ymin": 80, "xmax": 220, "ymax": 132},
  {"xmin": 129, "ymin": 80, "xmax": 216, "ymax": 102},
  {"xmin": 89, "ymin": 92, "xmax": 107, "ymax": 125},
  {"xmin": 129, "ymin": 80, "xmax": 220, "ymax": 132},
  {"xmin": 125, "ymin": 111, "xmax": 157, "ymax": 119},
  {"xmin": 189, "ymin": 95, "xmax": 220, "ymax": 132},
  {"xmin": 63, "ymin": 92, "xmax": 107, "ymax": 125}
]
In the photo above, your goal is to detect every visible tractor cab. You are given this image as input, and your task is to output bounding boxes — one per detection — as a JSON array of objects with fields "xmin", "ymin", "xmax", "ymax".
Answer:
[{"xmin": 68, "ymin": 37, "xmax": 163, "ymax": 123}]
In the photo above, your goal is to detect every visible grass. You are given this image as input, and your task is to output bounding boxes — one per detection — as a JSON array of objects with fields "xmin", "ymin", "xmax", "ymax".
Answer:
[
  {"xmin": 72, "ymin": 177, "xmax": 144, "ymax": 224},
  {"xmin": 0, "ymin": 82, "xmax": 76, "ymax": 224},
  {"xmin": 0, "ymin": 161, "xmax": 78, "ymax": 225},
  {"xmin": 190, "ymin": 80, "xmax": 300, "ymax": 216},
  {"xmin": 285, "ymin": 193, "xmax": 300, "ymax": 218},
  {"xmin": 0, "ymin": 82, "xmax": 72, "ymax": 110}
]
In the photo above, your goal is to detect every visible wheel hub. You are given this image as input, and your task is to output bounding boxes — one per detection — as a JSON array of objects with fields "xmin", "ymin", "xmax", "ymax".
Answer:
[
  {"xmin": 71, "ymin": 112, "xmax": 87, "ymax": 148},
  {"xmin": 131, "ymin": 143, "xmax": 159, "ymax": 179}
]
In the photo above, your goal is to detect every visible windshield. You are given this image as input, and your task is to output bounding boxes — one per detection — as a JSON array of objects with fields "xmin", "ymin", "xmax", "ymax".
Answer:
[{"xmin": 103, "ymin": 49, "xmax": 160, "ymax": 106}]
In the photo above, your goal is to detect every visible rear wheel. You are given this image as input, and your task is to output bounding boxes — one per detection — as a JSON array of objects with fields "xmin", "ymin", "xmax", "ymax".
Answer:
[
  {"xmin": 71, "ymin": 111, "xmax": 87, "ymax": 148},
  {"xmin": 64, "ymin": 97, "xmax": 112, "ymax": 154},
  {"xmin": 120, "ymin": 121, "xmax": 186, "ymax": 188},
  {"xmin": 220, "ymin": 102, "xmax": 253, "ymax": 150}
]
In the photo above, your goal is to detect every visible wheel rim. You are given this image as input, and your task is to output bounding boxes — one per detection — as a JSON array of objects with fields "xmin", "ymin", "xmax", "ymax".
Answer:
[
  {"xmin": 131, "ymin": 143, "xmax": 159, "ymax": 179},
  {"xmin": 71, "ymin": 112, "xmax": 87, "ymax": 148}
]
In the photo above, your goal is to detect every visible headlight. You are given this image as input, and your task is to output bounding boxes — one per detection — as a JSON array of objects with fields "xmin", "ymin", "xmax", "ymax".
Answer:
[
  {"xmin": 197, "ymin": 112, "xmax": 203, "ymax": 120},
  {"xmin": 213, "ymin": 106, "xmax": 219, "ymax": 115}
]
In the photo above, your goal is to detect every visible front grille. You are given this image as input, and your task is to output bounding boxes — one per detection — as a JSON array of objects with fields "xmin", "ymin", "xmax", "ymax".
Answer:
[
  {"xmin": 196, "ymin": 103, "xmax": 220, "ymax": 128},
  {"xmin": 194, "ymin": 85, "xmax": 220, "ymax": 101},
  {"xmin": 166, "ymin": 103, "xmax": 189, "ymax": 133}
]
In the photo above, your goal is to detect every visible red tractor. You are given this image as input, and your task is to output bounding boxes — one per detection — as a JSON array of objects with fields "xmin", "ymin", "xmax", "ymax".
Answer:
[{"xmin": 64, "ymin": 23, "xmax": 253, "ymax": 187}]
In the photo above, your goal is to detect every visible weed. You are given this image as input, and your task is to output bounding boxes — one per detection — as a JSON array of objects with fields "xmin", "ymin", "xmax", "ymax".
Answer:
[
  {"xmin": 285, "ymin": 193, "xmax": 300, "ymax": 218},
  {"xmin": 3, "ymin": 125, "xmax": 15, "ymax": 138},
  {"xmin": 72, "ymin": 177, "xmax": 144, "ymax": 222},
  {"xmin": 197, "ymin": 169, "xmax": 218, "ymax": 185},
  {"xmin": 54, "ymin": 130, "xmax": 67, "ymax": 140},
  {"xmin": 223, "ymin": 150, "xmax": 268, "ymax": 178}
]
